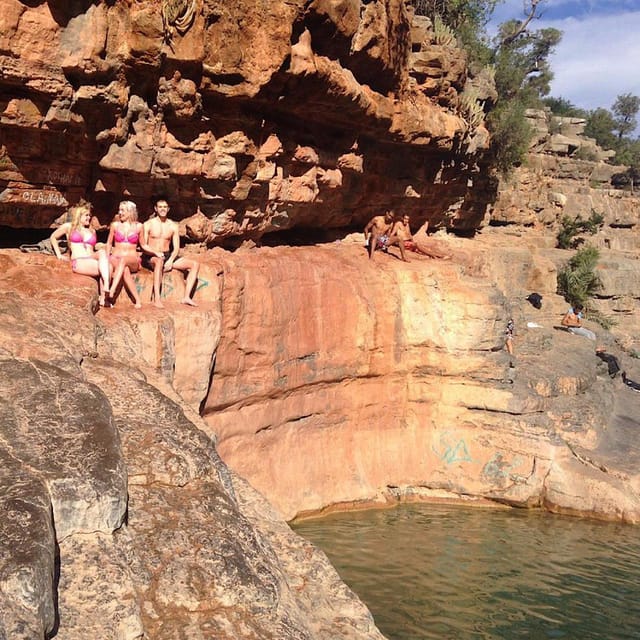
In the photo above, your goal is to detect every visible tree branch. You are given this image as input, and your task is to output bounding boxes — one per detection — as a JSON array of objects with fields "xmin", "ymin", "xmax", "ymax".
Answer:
[{"xmin": 500, "ymin": 0, "xmax": 544, "ymax": 46}]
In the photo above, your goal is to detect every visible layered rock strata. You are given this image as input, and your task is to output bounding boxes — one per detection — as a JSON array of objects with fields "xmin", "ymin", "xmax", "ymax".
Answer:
[
  {"xmin": 0, "ymin": 252, "xmax": 384, "ymax": 639},
  {"xmin": 2, "ymin": 202, "xmax": 640, "ymax": 635},
  {"xmin": 0, "ymin": 0, "xmax": 492, "ymax": 243},
  {"xmin": 489, "ymin": 114, "xmax": 640, "ymax": 351},
  {"xmin": 199, "ymin": 235, "xmax": 640, "ymax": 522}
]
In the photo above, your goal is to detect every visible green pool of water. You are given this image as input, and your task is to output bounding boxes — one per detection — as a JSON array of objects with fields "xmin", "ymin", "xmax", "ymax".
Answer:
[{"xmin": 293, "ymin": 504, "xmax": 640, "ymax": 639}]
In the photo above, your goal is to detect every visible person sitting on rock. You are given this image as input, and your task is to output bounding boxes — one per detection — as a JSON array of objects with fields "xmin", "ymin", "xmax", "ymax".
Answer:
[
  {"xmin": 364, "ymin": 209, "xmax": 408, "ymax": 262},
  {"xmin": 50, "ymin": 203, "xmax": 112, "ymax": 307},
  {"xmin": 106, "ymin": 201, "xmax": 144, "ymax": 309},
  {"xmin": 141, "ymin": 198, "xmax": 200, "ymax": 307},
  {"xmin": 391, "ymin": 213, "xmax": 438, "ymax": 258},
  {"xmin": 561, "ymin": 303, "xmax": 596, "ymax": 341}
]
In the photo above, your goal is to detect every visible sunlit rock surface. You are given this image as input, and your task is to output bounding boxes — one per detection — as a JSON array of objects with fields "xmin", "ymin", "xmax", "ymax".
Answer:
[{"xmin": 0, "ymin": 251, "xmax": 385, "ymax": 640}]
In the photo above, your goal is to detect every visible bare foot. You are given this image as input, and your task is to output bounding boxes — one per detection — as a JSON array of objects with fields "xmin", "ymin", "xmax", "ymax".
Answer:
[
  {"xmin": 134, "ymin": 302, "xmax": 142, "ymax": 309},
  {"xmin": 154, "ymin": 300, "xmax": 164, "ymax": 308},
  {"xmin": 180, "ymin": 297, "xmax": 197, "ymax": 307}
]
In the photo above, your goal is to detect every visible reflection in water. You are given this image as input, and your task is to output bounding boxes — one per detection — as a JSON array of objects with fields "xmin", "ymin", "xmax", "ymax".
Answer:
[{"xmin": 293, "ymin": 505, "xmax": 640, "ymax": 639}]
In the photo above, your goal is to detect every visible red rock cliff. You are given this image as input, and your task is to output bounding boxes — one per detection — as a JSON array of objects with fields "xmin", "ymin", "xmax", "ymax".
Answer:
[{"xmin": 1, "ymin": 1, "xmax": 492, "ymax": 241}]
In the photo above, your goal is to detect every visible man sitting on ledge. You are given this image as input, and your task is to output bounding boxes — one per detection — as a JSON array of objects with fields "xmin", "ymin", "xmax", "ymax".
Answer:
[
  {"xmin": 364, "ymin": 209, "xmax": 408, "ymax": 262},
  {"xmin": 142, "ymin": 198, "xmax": 200, "ymax": 307}
]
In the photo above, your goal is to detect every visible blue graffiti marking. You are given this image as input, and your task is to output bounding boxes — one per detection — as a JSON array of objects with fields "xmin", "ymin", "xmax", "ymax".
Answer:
[
  {"xmin": 482, "ymin": 453, "xmax": 524, "ymax": 481},
  {"xmin": 433, "ymin": 432, "xmax": 473, "ymax": 465},
  {"xmin": 195, "ymin": 277, "xmax": 209, "ymax": 292}
]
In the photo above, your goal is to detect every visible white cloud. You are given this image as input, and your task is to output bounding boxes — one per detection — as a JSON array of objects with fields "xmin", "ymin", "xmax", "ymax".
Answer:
[
  {"xmin": 489, "ymin": 2, "xmax": 640, "ymax": 132},
  {"xmin": 542, "ymin": 11, "xmax": 640, "ymax": 113}
]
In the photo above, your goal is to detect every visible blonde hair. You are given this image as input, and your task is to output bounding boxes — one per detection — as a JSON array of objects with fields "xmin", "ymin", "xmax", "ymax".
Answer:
[
  {"xmin": 119, "ymin": 200, "xmax": 139, "ymax": 222},
  {"xmin": 68, "ymin": 204, "xmax": 91, "ymax": 234}
]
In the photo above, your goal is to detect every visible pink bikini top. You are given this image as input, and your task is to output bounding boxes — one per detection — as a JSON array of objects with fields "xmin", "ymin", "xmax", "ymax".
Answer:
[
  {"xmin": 69, "ymin": 229, "xmax": 97, "ymax": 246},
  {"xmin": 114, "ymin": 225, "xmax": 140, "ymax": 244}
]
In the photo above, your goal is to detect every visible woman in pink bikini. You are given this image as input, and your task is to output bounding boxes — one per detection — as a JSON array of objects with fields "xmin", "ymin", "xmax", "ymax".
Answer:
[
  {"xmin": 50, "ymin": 204, "xmax": 112, "ymax": 306},
  {"xmin": 106, "ymin": 200, "xmax": 143, "ymax": 308}
]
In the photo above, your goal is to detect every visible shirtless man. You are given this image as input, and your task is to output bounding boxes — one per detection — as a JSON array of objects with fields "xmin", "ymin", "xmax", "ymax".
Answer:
[
  {"xmin": 561, "ymin": 303, "xmax": 596, "ymax": 341},
  {"xmin": 393, "ymin": 214, "xmax": 451, "ymax": 260},
  {"xmin": 142, "ymin": 198, "xmax": 200, "ymax": 307},
  {"xmin": 363, "ymin": 209, "xmax": 408, "ymax": 261},
  {"xmin": 392, "ymin": 214, "xmax": 423, "ymax": 254}
]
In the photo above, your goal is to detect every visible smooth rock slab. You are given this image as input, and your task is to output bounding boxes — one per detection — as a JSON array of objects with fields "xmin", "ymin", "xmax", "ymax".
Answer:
[{"xmin": 0, "ymin": 358, "xmax": 127, "ymax": 539}]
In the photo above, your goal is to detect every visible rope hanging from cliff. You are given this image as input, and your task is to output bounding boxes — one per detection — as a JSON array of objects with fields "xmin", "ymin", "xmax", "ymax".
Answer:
[{"xmin": 162, "ymin": 0, "xmax": 197, "ymax": 41}]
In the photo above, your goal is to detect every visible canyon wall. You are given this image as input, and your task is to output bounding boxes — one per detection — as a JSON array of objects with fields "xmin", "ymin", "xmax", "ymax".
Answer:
[
  {"xmin": 3, "ymin": 2, "xmax": 640, "ymax": 638},
  {"xmin": 0, "ymin": 253, "xmax": 386, "ymax": 639},
  {"xmin": 1, "ymin": 0, "xmax": 492, "ymax": 243},
  {"xmin": 200, "ymin": 231, "xmax": 640, "ymax": 523}
]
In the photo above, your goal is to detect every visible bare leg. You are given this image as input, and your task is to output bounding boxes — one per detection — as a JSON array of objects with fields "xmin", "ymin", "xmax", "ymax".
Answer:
[
  {"xmin": 150, "ymin": 256, "xmax": 164, "ymax": 307},
  {"xmin": 388, "ymin": 234, "xmax": 408, "ymax": 262},
  {"xmin": 398, "ymin": 240, "xmax": 408, "ymax": 262},
  {"xmin": 96, "ymin": 249, "xmax": 111, "ymax": 295},
  {"xmin": 109, "ymin": 257, "xmax": 127, "ymax": 299},
  {"xmin": 175, "ymin": 258, "xmax": 199, "ymax": 306},
  {"xmin": 122, "ymin": 267, "xmax": 142, "ymax": 308},
  {"xmin": 369, "ymin": 232, "xmax": 379, "ymax": 259},
  {"xmin": 72, "ymin": 259, "xmax": 104, "ymax": 304}
]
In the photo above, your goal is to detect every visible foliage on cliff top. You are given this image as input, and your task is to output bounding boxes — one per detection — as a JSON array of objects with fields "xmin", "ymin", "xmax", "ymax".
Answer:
[
  {"xmin": 556, "ymin": 246, "xmax": 612, "ymax": 328},
  {"xmin": 556, "ymin": 211, "xmax": 604, "ymax": 250},
  {"xmin": 544, "ymin": 93, "xmax": 640, "ymax": 189},
  {"xmin": 413, "ymin": 0, "xmax": 562, "ymax": 175}
]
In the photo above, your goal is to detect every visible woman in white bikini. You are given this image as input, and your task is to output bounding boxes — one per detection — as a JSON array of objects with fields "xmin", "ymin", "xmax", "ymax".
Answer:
[
  {"xmin": 50, "ymin": 204, "xmax": 112, "ymax": 306},
  {"xmin": 106, "ymin": 200, "xmax": 143, "ymax": 308}
]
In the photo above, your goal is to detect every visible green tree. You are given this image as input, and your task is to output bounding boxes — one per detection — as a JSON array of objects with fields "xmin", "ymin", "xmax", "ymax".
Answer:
[
  {"xmin": 542, "ymin": 96, "xmax": 587, "ymax": 118},
  {"xmin": 493, "ymin": 22, "xmax": 562, "ymax": 102},
  {"xmin": 612, "ymin": 139, "xmax": 640, "ymax": 192},
  {"xmin": 556, "ymin": 211, "xmax": 604, "ymax": 249},
  {"xmin": 612, "ymin": 93, "xmax": 640, "ymax": 139},
  {"xmin": 413, "ymin": 1, "xmax": 563, "ymax": 175},
  {"xmin": 557, "ymin": 245, "xmax": 602, "ymax": 308},
  {"xmin": 413, "ymin": 0, "xmax": 499, "ymax": 32},
  {"xmin": 486, "ymin": 98, "xmax": 532, "ymax": 174},
  {"xmin": 487, "ymin": 2, "xmax": 561, "ymax": 174},
  {"xmin": 584, "ymin": 107, "xmax": 618, "ymax": 151},
  {"xmin": 412, "ymin": 0, "xmax": 498, "ymax": 66}
]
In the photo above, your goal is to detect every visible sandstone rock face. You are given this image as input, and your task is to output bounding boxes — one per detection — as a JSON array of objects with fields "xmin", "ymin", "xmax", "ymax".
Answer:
[
  {"xmin": 194, "ymin": 235, "xmax": 640, "ymax": 524},
  {"xmin": 489, "ymin": 149, "xmax": 640, "ymax": 351},
  {"xmin": 0, "ymin": 1, "xmax": 492, "ymax": 241},
  {"xmin": 2, "ymin": 206, "xmax": 640, "ymax": 636},
  {"xmin": 0, "ymin": 250, "xmax": 385, "ymax": 640}
]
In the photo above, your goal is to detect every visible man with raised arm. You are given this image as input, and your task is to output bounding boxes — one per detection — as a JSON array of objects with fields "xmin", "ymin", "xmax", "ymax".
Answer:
[{"xmin": 142, "ymin": 198, "xmax": 200, "ymax": 307}]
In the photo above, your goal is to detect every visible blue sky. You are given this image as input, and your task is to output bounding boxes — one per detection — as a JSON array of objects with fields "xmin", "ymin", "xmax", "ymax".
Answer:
[{"xmin": 490, "ymin": 0, "xmax": 640, "ymax": 125}]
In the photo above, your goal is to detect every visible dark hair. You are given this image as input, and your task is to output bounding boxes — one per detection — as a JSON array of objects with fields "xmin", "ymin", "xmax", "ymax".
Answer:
[
  {"xmin": 573, "ymin": 303, "xmax": 584, "ymax": 311},
  {"xmin": 152, "ymin": 196, "xmax": 170, "ymax": 207}
]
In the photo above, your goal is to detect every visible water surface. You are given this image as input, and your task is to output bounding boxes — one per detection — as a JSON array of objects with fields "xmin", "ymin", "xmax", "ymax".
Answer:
[{"xmin": 293, "ymin": 505, "xmax": 640, "ymax": 639}]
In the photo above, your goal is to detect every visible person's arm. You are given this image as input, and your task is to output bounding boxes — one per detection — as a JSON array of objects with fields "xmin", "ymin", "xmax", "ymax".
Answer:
[
  {"xmin": 364, "ymin": 219, "xmax": 374, "ymax": 242},
  {"xmin": 105, "ymin": 222, "xmax": 117, "ymax": 256},
  {"xmin": 50, "ymin": 223, "xmax": 70, "ymax": 260},
  {"xmin": 140, "ymin": 221, "xmax": 150, "ymax": 254},
  {"xmin": 406, "ymin": 223, "xmax": 414, "ymax": 241},
  {"xmin": 561, "ymin": 311, "xmax": 580, "ymax": 327}
]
